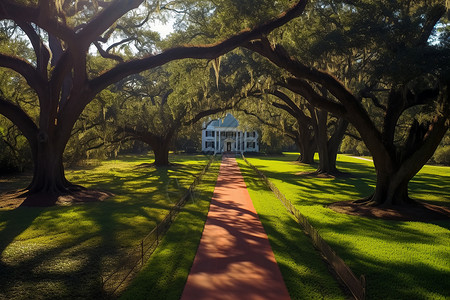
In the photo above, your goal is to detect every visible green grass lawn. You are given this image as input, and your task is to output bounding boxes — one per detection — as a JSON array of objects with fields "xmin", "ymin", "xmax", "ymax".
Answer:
[
  {"xmin": 120, "ymin": 159, "xmax": 220, "ymax": 300},
  {"xmin": 0, "ymin": 153, "xmax": 215, "ymax": 299},
  {"xmin": 242, "ymin": 153, "xmax": 450, "ymax": 300},
  {"xmin": 237, "ymin": 160, "xmax": 347, "ymax": 300}
]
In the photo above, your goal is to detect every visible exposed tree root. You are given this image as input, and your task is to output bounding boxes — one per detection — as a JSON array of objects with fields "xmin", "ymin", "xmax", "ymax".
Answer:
[
  {"xmin": 329, "ymin": 200, "xmax": 450, "ymax": 221},
  {"xmin": 295, "ymin": 169, "xmax": 351, "ymax": 178},
  {"xmin": 295, "ymin": 156, "xmax": 315, "ymax": 165},
  {"xmin": 0, "ymin": 188, "xmax": 114, "ymax": 209},
  {"xmin": 135, "ymin": 162, "xmax": 181, "ymax": 169}
]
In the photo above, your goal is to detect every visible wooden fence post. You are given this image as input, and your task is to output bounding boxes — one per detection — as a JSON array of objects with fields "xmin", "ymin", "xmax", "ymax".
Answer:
[{"xmin": 141, "ymin": 240, "xmax": 144, "ymax": 266}]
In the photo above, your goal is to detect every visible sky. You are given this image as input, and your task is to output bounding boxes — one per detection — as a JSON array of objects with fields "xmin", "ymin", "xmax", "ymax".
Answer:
[{"xmin": 150, "ymin": 18, "xmax": 175, "ymax": 38}]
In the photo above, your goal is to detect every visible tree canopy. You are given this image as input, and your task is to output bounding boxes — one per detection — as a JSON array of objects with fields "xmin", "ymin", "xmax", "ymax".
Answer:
[
  {"xmin": 0, "ymin": 0, "xmax": 307, "ymax": 205},
  {"xmin": 0, "ymin": 0, "xmax": 448, "ymax": 208},
  {"xmin": 244, "ymin": 0, "xmax": 449, "ymax": 205}
]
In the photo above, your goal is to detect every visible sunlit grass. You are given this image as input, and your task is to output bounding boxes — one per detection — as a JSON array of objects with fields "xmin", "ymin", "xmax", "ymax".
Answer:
[
  {"xmin": 120, "ymin": 159, "xmax": 220, "ymax": 300},
  {"xmin": 243, "ymin": 153, "xmax": 450, "ymax": 300},
  {"xmin": 237, "ymin": 160, "xmax": 346, "ymax": 300},
  {"xmin": 0, "ymin": 153, "xmax": 214, "ymax": 299}
]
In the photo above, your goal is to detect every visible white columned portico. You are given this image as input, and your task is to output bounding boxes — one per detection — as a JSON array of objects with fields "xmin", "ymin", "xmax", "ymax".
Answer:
[{"xmin": 201, "ymin": 114, "xmax": 258, "ymax": 154}]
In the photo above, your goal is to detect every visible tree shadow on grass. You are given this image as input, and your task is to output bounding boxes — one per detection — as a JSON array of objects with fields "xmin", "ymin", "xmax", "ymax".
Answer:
[
  {"xmin": 238, "ymin": 163, "xmax": 348, "ymax": 299},
  {"xmin": 0, "ymin": 157, "xmax": 210, "ymax": 299},
  {"xmin": 299, "ymin": 205, "xmax": 450, "ymax": 299},
  {"xmin": 240, "ymin": 157, "xmax": 450, "ymax": 299},
  {"xmin": 259, "ymin": 214, "xmax": 350, "ymax": 299},
  {"xmin": 0, "ymin": 207, "xmax": 42, "ymax": 257},
  {"xmin": 409, "ymin": 172, "xmax": 450, "ymax": 206},
  {"xmin": 324, "ymin": 231, "xmax": 450, "ymax": 299},
  {"xmin": 245, "ymin": 166, "xmax": 374, "ymax": 207},
  {"xmin": 0, "ymin": 196, "xmax": 177, "ymax": 299}
]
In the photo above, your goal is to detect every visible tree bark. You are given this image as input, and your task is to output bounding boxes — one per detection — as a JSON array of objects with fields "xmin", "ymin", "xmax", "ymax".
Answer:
[
  {"xmin": 295, "ymin": 130, "xmax": 315, "ymax": 164},
  {"xmin": 314, "ymin": 109, "xmax": 330, "ymax": 174},
  {"xmin": 312, "ymin": 109, "xmax": 348, "ymax": 175},
  {"xmin": 20, "ymin": 132, "xmax": 77, "ymax": 206},
  {"xmin": 358, "ymin": 171, "xmax": 414, "ymax": 206},
  {"xmin": 326, "ymin": 118, "xmax": 349, "ymax": 174},
  {"xmin": 152, "ymin": 137, "xmax": 171, "ymax": 166}
]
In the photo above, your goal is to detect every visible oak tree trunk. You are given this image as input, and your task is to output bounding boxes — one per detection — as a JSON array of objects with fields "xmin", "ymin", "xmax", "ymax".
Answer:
[
  {"xmin": 21, "ymin": 133, "xmax": 75, "ymax": 206},
  {"xmin": 326, "ymin": 118, "xmax": 348, "ymax": 175},
  {"xmin": 314, "ymin": 110, "xmax": 348, "ymax": 175},
  {"xmin": 358, "ymin": 171, "xmax": 414, "ymax": 206},
  {"xmin": 152, "ymin": 138, "xmax": 171, "ymax": 166},
  {"xmin": 295, "ymin": 130, "xmax": 316, "ymax": 164},
  {"xmin": 359, "ymin": 115, "xmax": 449, "ymax": 206},
  {"xmin": 315, "ymin": 109, "xmax": 332, "ymax": 174}
]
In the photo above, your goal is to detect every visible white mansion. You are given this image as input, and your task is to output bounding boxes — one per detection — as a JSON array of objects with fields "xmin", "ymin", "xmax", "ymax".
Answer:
[{"xmin": 201, "ymin": 114, "xmax": 259, "ymax": 154}]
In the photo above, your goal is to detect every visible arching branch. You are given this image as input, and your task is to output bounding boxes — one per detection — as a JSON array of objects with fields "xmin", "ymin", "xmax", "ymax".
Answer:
[
  {"xmin": 0, "ymin": 96, "xmax": 38, "ymax": 150},
  {"xmin": 0, "ymin": 1, "xmax": 75, "ymax": 42},
  {"xmin": 184, "ymin": 105, "xmax": 233, "ymax": 126},
  {"xmin": 0, "ymin": 54, "xmax": 46, "ymax": 96},
  {"xmin": 77, "ymin": 0, "xmax": 144, "ymax": 48},
  {"xmin": 17, "ymin": 22, "xmax": 50, "ymax": 78},
  {"xmin": 93, "ymin": 41, "xmax": 124, "ymax": 62},
  {"xmin": 284, "ymin": 78, "xmax": 347, "ymax": 117},
  {"xmin": 272, "ymin": 102, "xmax": 297, "ymax": 118},
  {"xmin": 89, "ymin": 0, "xmax": 308, "ymax": 94},
  {"xmin": 268, "ymin": 89, "xmax": 311, "ymax": 125}
]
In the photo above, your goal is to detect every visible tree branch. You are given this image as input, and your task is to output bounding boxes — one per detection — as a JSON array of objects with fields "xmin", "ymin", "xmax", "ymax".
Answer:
[
  {"xmin": 89, "ymin": 0, "xmax": 308, "ymax": 94},
  {"xmin": 268, "ymin": 89, "xmax": 312, "ymax": 125},
  {"xmin": 345, "ymin": 131, "xmax": 363, "ymax": 141},
  {"xmin": 238, "ymin": 107, "xmax": 297, "ymax": 138},
  {"xmin": 0, "ymin": 1, "xmax": 75, "ymax": 42},
  {"xmin": 77, "ymin": 0, "xmax": 144, "ymax": 49},
  {"xmin": 284, "ymin": 78, "xmax": 347, "ymax": 117},
  {"xmin": 105, "ymin": 37, "xmax": 137, "ymax": 53},
  {"xmin": 0, "ymin": 53, "xmax": 46, "ymax": 96},
  {"xmin": 272, "ymin": 102, "xmax": 297, "ymax": 118},
  {"xmin": 93, "ymin": 41, "xmax": 124, "ymax": 62},
  {"xmin": 417, "ymin": 4, "xmax": 446, "ymax": 46},
  {"xmin": 0, "ymin": 96, "xmax": 38, "ymax": 150},
  {"xmin": 404, "ymin": 87, "xmax": 439, "ymax": 111},
  {"xmin": 17, "ymin": 22, "xmax": 50, "ymax": 78},
  {"xmin": 184, "ymin": 105, "xmax": 232, "ymax": 126},
  {"xmin": 359, "ymin": 88, "xmax": 387, "ymax": 111},
  {"xmin": 396, "ymin": 115, "xmax": 448, "ymax": 184}
]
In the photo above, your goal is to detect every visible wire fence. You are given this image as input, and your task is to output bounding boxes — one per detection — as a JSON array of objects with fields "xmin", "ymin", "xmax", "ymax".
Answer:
[
  {"xmin": 242, "ymin": 154, "xmax": 366, "ymax": 300},
  {"xmin": 101, "ymin": 156, "xmax": 215, "ymax": 297}
]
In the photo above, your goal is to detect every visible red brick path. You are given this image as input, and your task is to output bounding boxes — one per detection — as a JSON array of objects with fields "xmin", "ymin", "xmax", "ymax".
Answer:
[{"xmin": 181, "ymin": 155, "xmax": 291, "ymax": 300}]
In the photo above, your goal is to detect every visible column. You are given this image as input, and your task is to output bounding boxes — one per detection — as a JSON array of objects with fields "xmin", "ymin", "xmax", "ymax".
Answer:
[
  {"xmin": 214, "ymin": 130, "xmax": 217, "ymax": 154},
  {"xmin": 241, "ymin": 131, "xmax": 243, "ymax": 152},
  {"xmin": 244, "ymin": 131, "xmax": 247, "ymax": 152},
  {"xmin": 218, "ymin": 129, "xmax": 221, "ymax": 153}
]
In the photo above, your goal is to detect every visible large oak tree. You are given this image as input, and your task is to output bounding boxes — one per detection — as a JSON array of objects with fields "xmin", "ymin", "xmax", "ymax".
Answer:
[
  {"xmin": 0, "ymin": 0, "xmax": 307, "ymax": 205},
  {"xmin": 115, "ymin": 57, "xmax": 248, "ymax": 166},
  {"xmin": 245, "ymin": 0, "xmax": 450, "ymax": 206}
]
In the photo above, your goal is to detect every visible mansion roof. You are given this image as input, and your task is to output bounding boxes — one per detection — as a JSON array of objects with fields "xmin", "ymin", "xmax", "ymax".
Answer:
[{"xmin": 206, "ymin": 113, "xmax": 239, "ymax": 128}]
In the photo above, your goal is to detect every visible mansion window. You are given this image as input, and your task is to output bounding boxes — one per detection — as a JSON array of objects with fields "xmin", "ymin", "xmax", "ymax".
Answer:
[
  {"xmin": 206, "ymin": 131, "xmax": 215, "ymax": 137},
  {"xmin": 247, "ymin": 142, "xmax": 255, "ymax": 148},
  {"xmin": 246, "ymin": 132, "xmax": 256, "ymax": 138},
  {"xmin": 205, "ymin": 141, "xmax": 214, "ymax": 148}
]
